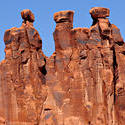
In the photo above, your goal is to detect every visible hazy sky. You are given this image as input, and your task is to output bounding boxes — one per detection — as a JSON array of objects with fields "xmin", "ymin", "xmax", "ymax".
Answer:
[{"xmin": 0, "ymin": 0, "xmax": 125, "ymax": 61}]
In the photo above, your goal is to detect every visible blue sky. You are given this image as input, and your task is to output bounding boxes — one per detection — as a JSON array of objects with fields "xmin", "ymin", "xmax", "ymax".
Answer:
[{"xmin": 0, "ymin": 0, "xmax": 124, "ymax": 61}]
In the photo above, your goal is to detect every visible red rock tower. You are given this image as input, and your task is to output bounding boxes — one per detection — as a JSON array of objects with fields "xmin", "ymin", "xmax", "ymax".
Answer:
[{"xmin": 0, "ymin": 9, "xmax": 47, "ymax": 125}]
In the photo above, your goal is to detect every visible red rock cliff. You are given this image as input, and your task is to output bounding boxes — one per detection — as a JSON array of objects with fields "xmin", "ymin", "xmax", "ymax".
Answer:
[{"xmin": 0, "ymin": 7, "xmax": 125, "ymax": 125}]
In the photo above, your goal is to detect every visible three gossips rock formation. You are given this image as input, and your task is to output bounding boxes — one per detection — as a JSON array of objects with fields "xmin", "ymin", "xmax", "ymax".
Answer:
[{"xmin": 0, "ymin": 7, "xmax": 125, "ymax": 125}]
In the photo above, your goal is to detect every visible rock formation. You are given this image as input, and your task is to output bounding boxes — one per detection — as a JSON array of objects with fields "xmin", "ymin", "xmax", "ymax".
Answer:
[
  {"xmin": 0, "ymin": 7, "xmax": 125, "ymax": 125},
  {"xmin": 0, "ymin": 9, "xmax": 47, "ymax": 125}
]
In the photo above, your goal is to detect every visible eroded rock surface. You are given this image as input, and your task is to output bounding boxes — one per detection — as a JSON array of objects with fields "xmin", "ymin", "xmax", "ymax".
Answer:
[
  {"xmin": 0, "ymin": 7, "xmax": 125, "ymax": 125},
  {"xmin": 0, "ymin": 9, "xmax": 47, "ymax": 125}
]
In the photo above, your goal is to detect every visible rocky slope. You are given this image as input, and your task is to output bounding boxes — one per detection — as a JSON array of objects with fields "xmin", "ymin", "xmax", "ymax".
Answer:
[{"xmin": 0, "ymin": 7, "xmax": 125, "ymax": 125}]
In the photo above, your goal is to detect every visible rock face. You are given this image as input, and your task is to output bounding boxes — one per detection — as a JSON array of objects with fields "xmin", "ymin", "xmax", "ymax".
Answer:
[
  {"xmin": 0, "ymin": 9, "xmax": 47, "ymax": 125},
  {"xmin": 0, "ymin": 7, "xmax": 125, "ymax": 125}
]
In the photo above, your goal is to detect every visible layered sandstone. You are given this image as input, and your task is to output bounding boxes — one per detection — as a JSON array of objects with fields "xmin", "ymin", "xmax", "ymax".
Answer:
[{"xmin": 0, "ymin": 7, "xmax": 125, "ymax": 125}]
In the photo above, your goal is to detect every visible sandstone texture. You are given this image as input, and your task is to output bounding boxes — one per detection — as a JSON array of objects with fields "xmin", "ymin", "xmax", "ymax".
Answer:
[{"xmin": 0, "ymin": 7, "xmax": 125, "ymax": 125}]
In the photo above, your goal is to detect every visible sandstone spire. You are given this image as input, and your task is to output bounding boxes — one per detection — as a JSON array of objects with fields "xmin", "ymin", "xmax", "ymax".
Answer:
[
  {"xmin": 0, "ymin": 9, "xmax": 47, "ymax": 124},
  {"xmin": 53, "ymin": 10, "xmax": 74, "ymax": 51}
]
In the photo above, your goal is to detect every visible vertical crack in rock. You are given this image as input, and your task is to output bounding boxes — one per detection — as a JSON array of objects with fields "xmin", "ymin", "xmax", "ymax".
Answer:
[{"xmin": 112, "ymin": 46, "xmax": 118, "ymax": 104}]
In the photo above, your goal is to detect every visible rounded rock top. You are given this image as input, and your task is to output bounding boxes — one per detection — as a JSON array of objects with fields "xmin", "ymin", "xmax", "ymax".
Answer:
[
  {"xmin": 54, "ymin": 10, "xmax": 74, "ymax": 23},
  {"xmin": 89, "ymin": 7, "xmax": 110, "ymax": 19},
  {"xmin": 21, "ymin": 9, "xmax": 35, "ymax": 22}
]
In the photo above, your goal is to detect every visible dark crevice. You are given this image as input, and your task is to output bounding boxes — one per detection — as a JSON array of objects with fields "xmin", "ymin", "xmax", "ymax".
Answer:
[
  {"xmin": 39, "ymin": 65, "xmax": 47, "ymax": 76},
  {"xmin": 80, "ymin": 56, "xmax": 87, "ymax": 60},
  {"xmin": 121, "ymin": 51, "xmax": 125, "ymax": 55},
  {"xmin": 36, "ymin": 46, "xmax": 42, "ymax": 51},
  {"xmin": 44, "ymin": 108, "xmax": 52, "ymax": 111},
  {"xmin": 53, "ymin": 54, "xmax": 57, "ymax": 71},
  {"xmin": 39, "ymin": 58, "xmax": 47, "ymax": 75},
  {"xmin": 112, "ymin": 46, "xmax": 118, "ymax": 104},
  {"xmin": 21, "ymin": 50, "xmax": 25, "ymax": 54},
  {"xmin": 91, "ymin": 17, "xmax": 98, "ymax": 26},
  {"xmin": 115, "ymin": 41, "xmax": 124, "ymax": 46},
  {"xmin": 22, "ymin": 58, "xmax": 29, "ymax": 64},
  {"xmin": 56, "ymin": 18, "xmax": 70, "ymax": 23},
  {"xmin": 117, "ymin": 88, "xmax": 125, "ymax": 96},
  {"xmin": 103, "ymin": 29, "xmax": 110, "ymax": 35},
  {"xmin": 36, "ymin": 48, "xmax": 40, "ymax": 51},
  {"xmin": 88, "ymin": 121, "xmax": 91, "ymax": 125}
]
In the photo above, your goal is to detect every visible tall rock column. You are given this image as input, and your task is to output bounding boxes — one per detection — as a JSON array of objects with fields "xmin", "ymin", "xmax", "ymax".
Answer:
[
  {"xmin": 0, "ymin": 9, "xmax": 47, "ymax": 125},
  {"xmin": 44, "ymin": 10, "xmax": 91, "ymax": 125}
]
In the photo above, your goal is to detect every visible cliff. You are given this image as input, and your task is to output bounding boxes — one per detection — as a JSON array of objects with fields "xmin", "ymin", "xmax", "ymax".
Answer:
[{"xmin": 0, "ymin": 7, "xmax": 125, "ymax": 125}]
